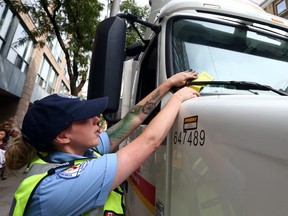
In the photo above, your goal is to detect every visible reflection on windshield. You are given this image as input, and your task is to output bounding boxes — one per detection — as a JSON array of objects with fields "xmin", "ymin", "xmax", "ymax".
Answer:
[{"xmin": 172, "ymin": 19, "xmax": 288, "ymax": 93}]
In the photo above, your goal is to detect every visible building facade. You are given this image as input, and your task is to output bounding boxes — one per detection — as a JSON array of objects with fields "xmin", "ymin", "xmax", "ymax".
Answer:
[
  {"xmin": 261, "ymin": 0, "xmax": 288, "ymax": 19},
  {"xmin": 0, "ymin": 1, "xmax": 70, "ymax": 128}
]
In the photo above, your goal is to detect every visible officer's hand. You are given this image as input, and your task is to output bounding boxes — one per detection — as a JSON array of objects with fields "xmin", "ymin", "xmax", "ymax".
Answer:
[
  {"xmin": 173, "ymin": 86, "xmax": 199, "ymax": 102},
  {"xmin": 168, "ymin": 70, "xmax": 198, "ymax": 87}
]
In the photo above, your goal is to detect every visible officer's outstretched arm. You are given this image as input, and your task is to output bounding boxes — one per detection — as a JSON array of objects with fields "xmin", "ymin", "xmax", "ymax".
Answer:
[
  {"xmin": 107, "ymin": 71, "xmax": 197, "ymax": 152},
  {"xmin": 111, "ymin": 86, "xmax": 199, "ymax": 190}
]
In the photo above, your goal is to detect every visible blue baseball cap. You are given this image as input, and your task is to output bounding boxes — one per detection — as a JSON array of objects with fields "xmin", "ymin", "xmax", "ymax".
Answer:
[{"xmin": 22, "ymin": 94, "xmax": 108, "ymax": 151}]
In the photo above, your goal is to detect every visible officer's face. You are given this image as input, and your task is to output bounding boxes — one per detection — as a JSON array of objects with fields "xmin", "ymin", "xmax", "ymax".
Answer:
[{"xmin": 65, "ymin": 116, "xmax": 102, "ymax": 151}]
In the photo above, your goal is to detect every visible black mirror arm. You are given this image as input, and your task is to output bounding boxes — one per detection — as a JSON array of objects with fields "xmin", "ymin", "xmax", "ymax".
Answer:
[{"xmin": 117, "ymin": 13, "xmax": 161, "ymax": 34}]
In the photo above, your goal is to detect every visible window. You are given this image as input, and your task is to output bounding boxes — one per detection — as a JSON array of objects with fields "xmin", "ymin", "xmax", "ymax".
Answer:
[
  {"xmin": 0, "ymin": 4, "xmax": 13, "ymax": 38},
  {"xmin": 276, "ymin": 0, "xmax": 287, "ymax": 15},
  {"xmin": 48, "ymin": 38, "xmax": 64, "ymax": 65},
  {"xmin": 64, "ymin": 66, "xmax": 70, "ymax": 81},
  {"xmin": 0, "ymin": 3, "xmax": 5, "ymax": 18},
  {"xmin": 0, "ymin": 4, "xmax": 13, "ymax": 51},
  {"xmin": 59, "ymin": 81, "xmax": 69, "ymax": 95},
  {"xmin": 136, "ymin": 37, "xmax": 159, "ymax": 124},
  {"xmin": 47, "ymin": 69, "xmax": 57, "ymax": 94},
  {"xmin": 170, "ymin": 18, "xmax": 288, "ymax": 93},
  {"xmin": 6, "ymin": 24, "xmax": 33, "ymax": 73},
  {"xmin": 36, "ymin": 56, "xmax": 59, "ymax": 93}
]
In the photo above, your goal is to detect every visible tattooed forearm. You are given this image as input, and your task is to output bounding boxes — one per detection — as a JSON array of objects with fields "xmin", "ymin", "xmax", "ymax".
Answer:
[
  {"xmin": 130, "ymin": 105, "xmax": 142, "ymax": 115},
  {"xmin": 107, "ymin": 90, "xmax": 165, "ymax": 145},
  {"xmin": 142, "ymin": 102, "xmax": 156, "ymax": 114},
  {"xmin": 107, "ymin": 105, "xmax": 142, "ymax": 142},
  {"xmin": 141, "ymin": 90, "xmax": 161, "ymax": 114}
]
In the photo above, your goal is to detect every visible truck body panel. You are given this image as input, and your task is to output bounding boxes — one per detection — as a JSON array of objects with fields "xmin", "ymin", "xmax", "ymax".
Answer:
[
  {"xmin": 125, "ymin": 95, "xmax": 288, "ymax": 216},
  {"xmin": 123, "ymin": 1, "xmax": 288, "ymax": 215},
  {"xmin": 88, "ymin": 0, "xmax": 288, "ymax": 215},
  {"xmin": 169, "ymin": 95, "xmax": 288, "ymax": 215}
]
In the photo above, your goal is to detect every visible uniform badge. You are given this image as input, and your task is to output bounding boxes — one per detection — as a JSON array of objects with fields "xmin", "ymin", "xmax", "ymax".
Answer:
[{"xmin": 58, "ymin": 161, "xmax": 89, "ymax": 179}]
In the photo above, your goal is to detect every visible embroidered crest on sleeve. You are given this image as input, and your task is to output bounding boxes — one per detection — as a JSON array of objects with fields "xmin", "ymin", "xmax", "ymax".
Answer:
[{"xmin": 58, "ymin": 161, "xmax": 89, "ymax": 179}]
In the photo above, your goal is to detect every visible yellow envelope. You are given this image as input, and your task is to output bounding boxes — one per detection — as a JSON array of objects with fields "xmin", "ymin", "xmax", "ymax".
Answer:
[{"xmin": 189, "ymin": 71, "xmax": 214, "ymax": 92}]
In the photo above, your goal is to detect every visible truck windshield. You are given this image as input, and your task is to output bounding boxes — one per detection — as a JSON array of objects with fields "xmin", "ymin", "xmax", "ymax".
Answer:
[{"xmin": 172, "ymin": 18, "xmax": 288, "ymax": 94}]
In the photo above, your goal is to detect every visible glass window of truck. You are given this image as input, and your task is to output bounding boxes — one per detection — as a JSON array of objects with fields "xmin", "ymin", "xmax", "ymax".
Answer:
[{"xmin": 169, "ymin": 17, "xmax": 288, "ymax": 94}]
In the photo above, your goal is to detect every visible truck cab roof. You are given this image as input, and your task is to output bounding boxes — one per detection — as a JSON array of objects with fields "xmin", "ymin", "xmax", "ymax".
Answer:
[{"xmin": 149, "ymin": 0, "xmax": 288, "ymax": 32}]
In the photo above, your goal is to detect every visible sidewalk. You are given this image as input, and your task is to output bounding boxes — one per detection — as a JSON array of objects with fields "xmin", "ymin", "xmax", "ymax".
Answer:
[{"xmin": 0, "ymin": 169, "xmax": 26, "ymax": 216}]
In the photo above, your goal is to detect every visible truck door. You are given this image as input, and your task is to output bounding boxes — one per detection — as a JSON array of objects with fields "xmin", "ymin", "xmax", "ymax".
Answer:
[{"xmin": 126, "ymin": 37, "xmax": 160, "ymax": 216}]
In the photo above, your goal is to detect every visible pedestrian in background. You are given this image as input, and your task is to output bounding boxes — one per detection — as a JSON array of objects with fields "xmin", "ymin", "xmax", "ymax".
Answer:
[
  {"xmin": 2, "ymin": 121, "xmax": 13, "ymax": 143},
  {"xmin": 0, "ymin": 128, "xmax": 8, "ymax": 180},
  {"xmin": 0, "ymin": 148, "xmax": 5, "ymax": 178},
  {"xmin": 7, "ymin": 127, "xmax": 21, "ymax": 147},
  {"xmin": 6, "ymin": 71, "xmax": 199, "ymax": 215}
]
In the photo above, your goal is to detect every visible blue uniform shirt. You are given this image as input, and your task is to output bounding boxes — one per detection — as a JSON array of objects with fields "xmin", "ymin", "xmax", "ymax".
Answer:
[{"xmin": 26, "ymin": 132, "xmax": 118, "ymax": 216}]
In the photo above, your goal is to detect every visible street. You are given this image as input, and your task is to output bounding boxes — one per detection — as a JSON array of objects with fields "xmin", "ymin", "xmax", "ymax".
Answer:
[{"xmin": 0, "ymin": 169, "xmax": 26, "ymax": 216}]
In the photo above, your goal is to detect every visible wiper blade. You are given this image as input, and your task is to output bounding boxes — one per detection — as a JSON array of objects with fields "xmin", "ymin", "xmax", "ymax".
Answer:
[{"xmin": 185, "ymin": 80, "xmax": 288, "ymax": 96}]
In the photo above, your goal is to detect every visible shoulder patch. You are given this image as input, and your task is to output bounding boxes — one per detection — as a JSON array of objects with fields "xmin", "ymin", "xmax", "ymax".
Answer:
[{"xmin": 58, "ymin": 161, "xmax": 89, "ymax": 179}]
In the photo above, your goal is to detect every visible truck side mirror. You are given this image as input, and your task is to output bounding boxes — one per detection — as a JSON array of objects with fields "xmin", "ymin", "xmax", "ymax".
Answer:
[{"xmin": 88, "ymin": 16, "xmax": 126, "ymax": 113}]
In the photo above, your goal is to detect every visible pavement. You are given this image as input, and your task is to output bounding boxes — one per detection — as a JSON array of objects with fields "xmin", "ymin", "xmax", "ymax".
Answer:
[{"xmin": 0, "ymin": 169, "xmax": 26, "ymax": 216}]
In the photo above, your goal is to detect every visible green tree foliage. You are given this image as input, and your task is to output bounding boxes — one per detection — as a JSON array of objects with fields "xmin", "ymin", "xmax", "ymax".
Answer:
[
  {"xmin": 119, "ymin": 0, "xmax": 150, "ymax": 47},
  {"xmin": 9, "ymin": 0, "xmax": 104, "ymax": 96}
]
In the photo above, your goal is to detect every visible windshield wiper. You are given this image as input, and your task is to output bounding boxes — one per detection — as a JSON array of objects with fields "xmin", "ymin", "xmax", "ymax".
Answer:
[{"xmin": 184, "ymin": 80, "xmax": 288, "ymax": 96}]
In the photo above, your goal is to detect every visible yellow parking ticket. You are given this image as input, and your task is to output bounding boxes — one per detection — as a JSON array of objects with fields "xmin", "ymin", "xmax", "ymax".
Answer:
[{"xmin": 189, "ymin": 71, "xmax": 214, "ymax": 92}]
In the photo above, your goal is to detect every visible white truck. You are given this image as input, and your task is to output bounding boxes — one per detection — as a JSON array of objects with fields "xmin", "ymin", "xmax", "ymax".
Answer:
[{"xmin": 87, "ymin": 0, "xmax": 288, "ymax": 215}]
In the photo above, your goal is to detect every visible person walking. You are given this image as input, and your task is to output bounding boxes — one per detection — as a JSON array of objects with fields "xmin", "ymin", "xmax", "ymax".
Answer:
[{"xmin": 6, "ymin": 71, "xmax": 199, "ymax": 216}]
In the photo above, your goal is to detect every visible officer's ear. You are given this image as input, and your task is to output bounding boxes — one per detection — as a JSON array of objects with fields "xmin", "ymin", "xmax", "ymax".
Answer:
[{"xmin": 54, "ymin": 130, "xmax": 70, "ymax": 145}]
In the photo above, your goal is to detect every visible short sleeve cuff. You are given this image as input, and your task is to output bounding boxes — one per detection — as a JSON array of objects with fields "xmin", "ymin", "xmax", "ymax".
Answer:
[
  {"xmin": 96, "ymin": 153, "xmax": 118, "ymax": 205},
  {"xmin": 97, "ymin": 132, "xmax": 111, "ymax": 154}
]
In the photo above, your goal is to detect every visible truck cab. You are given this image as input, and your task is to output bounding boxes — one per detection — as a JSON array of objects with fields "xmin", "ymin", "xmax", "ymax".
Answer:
[{"xmin": 88, "ymin": 0, "xmax": 288, "ymax": 215}]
